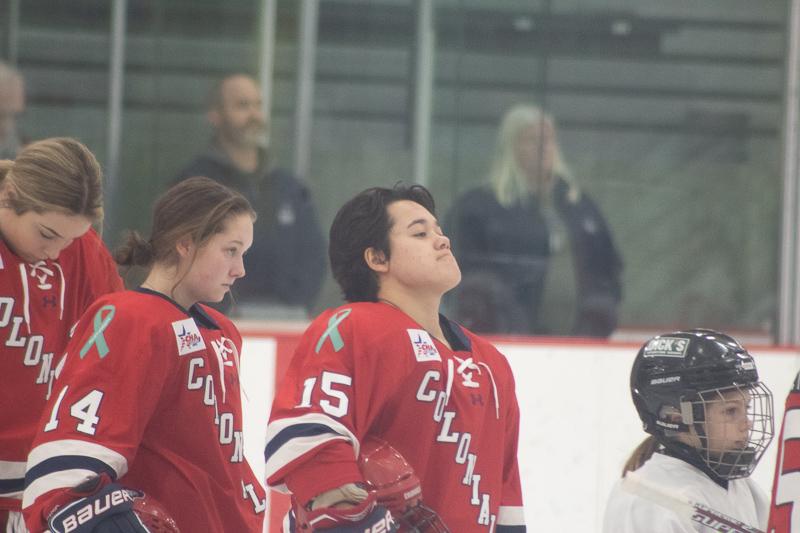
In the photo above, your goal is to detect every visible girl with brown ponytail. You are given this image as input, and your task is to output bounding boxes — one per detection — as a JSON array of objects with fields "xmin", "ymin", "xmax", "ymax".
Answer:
[{"xmin": 23, "ymin": 176, "xmax": 266, "ymax": 533}]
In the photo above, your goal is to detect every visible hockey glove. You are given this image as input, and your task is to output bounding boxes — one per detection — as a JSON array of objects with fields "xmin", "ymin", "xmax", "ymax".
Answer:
[
  {"xmin": 47, "ymin": 480, "xmax": 150, "ymax": 533},
  {"xmin": 292, "ymin": 488, "xmax": 398, "ymax": 532},
  {"xmin": 314, "ymin": 505, "xmax": 397, "ymax": 532}
]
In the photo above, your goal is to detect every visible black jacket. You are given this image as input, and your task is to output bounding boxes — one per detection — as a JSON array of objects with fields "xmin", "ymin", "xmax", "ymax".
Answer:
[
  {"xmin": 176, "ymin": 145, "xmax": 326, "ymax": 310},
  {"xmin": 446, "ymin": 177, "xmax": 622, "ymax": 336}
]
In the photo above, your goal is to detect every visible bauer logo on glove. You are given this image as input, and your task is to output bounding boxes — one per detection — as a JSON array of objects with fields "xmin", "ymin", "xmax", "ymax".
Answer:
[{"xmin": 47, "ymin": 476, "xmax": 180, "ymax": 533}]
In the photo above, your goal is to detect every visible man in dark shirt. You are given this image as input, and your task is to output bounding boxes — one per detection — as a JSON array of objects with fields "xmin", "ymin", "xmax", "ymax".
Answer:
[{"xmin": 177, "ymin": 73, "xmax": 325, "ymax": 316}]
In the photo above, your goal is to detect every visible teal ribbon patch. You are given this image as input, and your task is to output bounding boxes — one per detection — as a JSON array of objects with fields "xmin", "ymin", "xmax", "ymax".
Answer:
[
  {"xmin": 315, "ymin": 308, "xmax": 352, "ymax": 354},
  {"xmin": 79, "ymin": 305, "xmax": 116, "ymax": 359}
]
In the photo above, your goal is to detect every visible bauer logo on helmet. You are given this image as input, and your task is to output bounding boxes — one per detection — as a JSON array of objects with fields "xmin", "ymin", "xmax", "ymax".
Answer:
[{"xmin": 650, "ymin": 375, "xmax": 681, "ymax": 386}]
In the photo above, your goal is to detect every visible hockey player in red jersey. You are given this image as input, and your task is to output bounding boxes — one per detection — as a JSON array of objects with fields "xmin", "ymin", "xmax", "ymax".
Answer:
[
  {"xmin": 768, "ymin": 371, "xmax": 800, "ymax": 532},
  {"xmin": 22, "ymin": 177, "xmax": 266, "ymax": 532},
  {"xmin": 265, "ymin": 184, "xmax": 526, "ymax": 532},
  {"xmin": 0, "ymin": 138, "xmax": 124, "ymax": 532}
]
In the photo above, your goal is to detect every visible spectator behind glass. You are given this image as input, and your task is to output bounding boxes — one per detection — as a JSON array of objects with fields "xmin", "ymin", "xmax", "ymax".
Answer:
[
  {"xmin": 0, "ymin": 62, "xmax": 26, "ymax": 159},
  {"xmin": 446, "ymin": 104, "xmax": 622, "ymax": 337},
  {"xmin": 176, "ymin": 73, "xmax": 325, "ymax": 319}
]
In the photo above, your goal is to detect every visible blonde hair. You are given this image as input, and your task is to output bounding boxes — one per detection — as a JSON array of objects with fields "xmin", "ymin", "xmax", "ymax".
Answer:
[
  {"xmin": 488, "ymin": 104, "xmax": 573, "ymax": 207},
  {"xmin": 0, "ymin": 137, "xmax": 103, "ymax": 222}
]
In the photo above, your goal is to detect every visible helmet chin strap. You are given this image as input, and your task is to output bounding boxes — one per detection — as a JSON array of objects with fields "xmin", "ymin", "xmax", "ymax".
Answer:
[
  {"xmin": 656, "ymin": 403, "xmax": 732, "ymax": 486},
  {"xmin": 657, "ymin": 409, "xmax": 758, "ymax": 488},
  {"xmin": 658, "ymin": 438, "xmax": 730, "ymax": 488}
]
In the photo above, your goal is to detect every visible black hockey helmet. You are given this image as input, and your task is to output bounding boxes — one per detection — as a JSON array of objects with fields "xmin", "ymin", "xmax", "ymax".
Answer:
[{"xmin": 630, "ymin": 328, "xmax": 774, "ymax": 479}]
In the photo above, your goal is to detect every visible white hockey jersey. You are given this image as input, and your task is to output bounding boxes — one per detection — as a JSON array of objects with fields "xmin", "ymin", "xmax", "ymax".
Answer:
[{"xmin": 602, "ymin": 453, "xmax": 768, "ymax": 532}]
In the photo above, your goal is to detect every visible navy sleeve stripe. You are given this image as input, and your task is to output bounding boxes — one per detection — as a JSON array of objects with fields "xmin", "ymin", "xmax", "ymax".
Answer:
[
  {"xmin": 0, "ymin": 477, "xmax": 23, "ymax": 494},
  {"xmin": 497, "ymin": 526, "xmax": 526, "ymax": 533},
  {"xmin": 25, "ymin": 455, "xmax": 117, "ymax": 488},
  {"xmin": 264, "ymin": 423, "xmax": 340, "ymax": 463}
]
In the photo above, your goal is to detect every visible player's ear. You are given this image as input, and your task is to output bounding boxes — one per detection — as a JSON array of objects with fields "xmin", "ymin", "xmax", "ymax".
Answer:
[
  {"xmin": 175, "ymin": 235, "xmax": 195, "ymax": 260},
  {"xmin": 364, "ymin": 247, "xmax": 388, "ymax": 273}
]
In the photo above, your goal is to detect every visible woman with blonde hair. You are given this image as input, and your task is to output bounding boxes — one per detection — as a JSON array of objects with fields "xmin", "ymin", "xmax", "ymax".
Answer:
[
  {"xmin": 0, "ymin": 137, "xmax": 123, "ymax": 532},
  {"xmin": 446, "ymin": 104, "xmax": 622, "ymax": 336}
]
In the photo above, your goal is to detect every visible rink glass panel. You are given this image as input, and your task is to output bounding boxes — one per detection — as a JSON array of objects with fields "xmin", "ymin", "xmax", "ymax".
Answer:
[{"xmin": 4, "ymin": 0, "xmax": 787, "ymax": 339}]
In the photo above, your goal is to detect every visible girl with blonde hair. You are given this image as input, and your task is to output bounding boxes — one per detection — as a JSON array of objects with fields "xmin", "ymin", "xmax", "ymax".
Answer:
[{"xmin": 0, "ymin": 137, "xmax": 123, "ymax": 532}]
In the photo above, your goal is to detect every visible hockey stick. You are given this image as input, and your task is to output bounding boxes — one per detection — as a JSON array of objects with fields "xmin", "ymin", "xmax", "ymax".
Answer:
[{"xmin": 621, "ymin": 470, "xmax": 764, "ymax": 533}]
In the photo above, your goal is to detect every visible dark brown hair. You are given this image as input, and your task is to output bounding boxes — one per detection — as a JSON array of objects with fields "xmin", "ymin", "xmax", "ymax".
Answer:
[
  {"xmin": 115, "ymin": 176, "xmax": 255, "ymax": 269},
  {"xmin": 329, "ymin": 183, "xmax": 436, "ymax": 302}
]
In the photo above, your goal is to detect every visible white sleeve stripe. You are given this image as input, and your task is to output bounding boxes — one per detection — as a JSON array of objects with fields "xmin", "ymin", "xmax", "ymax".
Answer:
[
  {"xmin": 265, "ymin": 434, "xmax": 350, "ymax": 482},
  {"xmin": 0, "ymin": 489, "xmax": 22, "ymax": 500},
  {"xmin": 0, "ymin": 460, "xmax": 26, "ymax": 479},
  {"xmin": 497, "ymin": 506, "xmax": 525, "ymax": 525},
  {"xmin": 265, "ymin": 413, "xmax": 359, "ymax": 483},
  {"xmin": 27, "ymin": 439, "xmax": 127, "ymax": 476},
  {"xmin": 22, "ymin": 469, "xmax": 96, "ymax": 508},
  {"xmin": 266, "ymin": 413, "xmax": 357, "ymax": 448}
]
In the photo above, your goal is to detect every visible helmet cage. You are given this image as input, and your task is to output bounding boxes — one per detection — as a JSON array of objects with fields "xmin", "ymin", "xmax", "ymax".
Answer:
[{"xmin": 677, "ymin": 381, "xmax": 773, "ymax": 480}]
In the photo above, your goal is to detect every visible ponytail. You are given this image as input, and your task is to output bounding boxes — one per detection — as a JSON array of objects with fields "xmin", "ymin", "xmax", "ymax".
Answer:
[
  {"xmin": 621, "ymin": 436, "xmax": 660, "ymax": 477},
  {"xmin": 114, "ymin": 230, "xmax": 155, "ymax": 268}
]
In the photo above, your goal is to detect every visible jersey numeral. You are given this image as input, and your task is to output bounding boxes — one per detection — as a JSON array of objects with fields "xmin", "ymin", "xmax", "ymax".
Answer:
[
  {"xmin": 295, "ymin": 371, "xmax": 352, "ymax": 418},
  {"xmin": 44, "ymin": 386, "xmax": 105, "ymax": 435},
  {"xmin": 44, "ymin": 386, "xmax": 69, "ymax": 432}
]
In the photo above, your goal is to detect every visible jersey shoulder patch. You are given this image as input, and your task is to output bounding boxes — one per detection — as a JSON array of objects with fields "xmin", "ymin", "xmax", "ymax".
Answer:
[
  {"xmin": 172, "ymin": 318, "xmax": 207, "ymax": 355},
  {"xmin": 406, "ymin": 329, "xmax": 441, "ymax": 362}
]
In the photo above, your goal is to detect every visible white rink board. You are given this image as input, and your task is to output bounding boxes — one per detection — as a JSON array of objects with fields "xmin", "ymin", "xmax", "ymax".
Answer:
[
  {"xmin": 239, "ymin": 335, "xmax": 800, "ymax": 532},
  {"xmin": 240, "ymin": 337, "xmax": 276, "ymax": 486}
]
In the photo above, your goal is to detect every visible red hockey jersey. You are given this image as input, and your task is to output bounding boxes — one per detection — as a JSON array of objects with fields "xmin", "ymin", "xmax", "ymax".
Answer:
[
  {"xmin": 768, "ymin": 371, "xmax": 800, "ymax": 532},
  {"xmin": 22, "ymin": 289, "xmax": 266, "ymax": 532},
  {"xmin": 265, "ymin": 302, "xmax": 526, "ymax": 532},
  {"xmin": 0, "ymin": 229, "xmax": 122, "ymax": 511}
]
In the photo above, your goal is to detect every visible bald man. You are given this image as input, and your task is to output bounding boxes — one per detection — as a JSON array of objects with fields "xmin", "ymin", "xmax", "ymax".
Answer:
[{"xmin": 176, "ymin": 73, "xmax": 325, "ymax": 317}]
